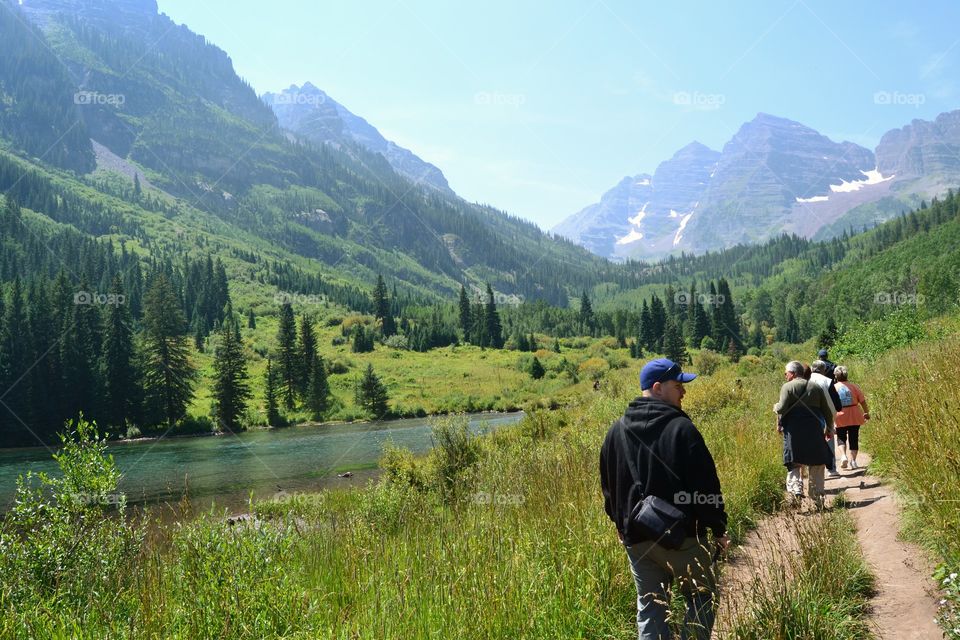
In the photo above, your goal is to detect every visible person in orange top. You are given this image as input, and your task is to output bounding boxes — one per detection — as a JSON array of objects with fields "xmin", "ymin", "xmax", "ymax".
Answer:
[{"xmin": 833, "ymin": 366, "xmax": 870, "ymax": 470}]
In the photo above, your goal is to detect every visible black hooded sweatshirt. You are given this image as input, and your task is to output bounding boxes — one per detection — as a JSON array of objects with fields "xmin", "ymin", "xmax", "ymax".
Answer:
[{"xmin": 600, "ymin": 396, "xmax": 727, "ymax": 545}]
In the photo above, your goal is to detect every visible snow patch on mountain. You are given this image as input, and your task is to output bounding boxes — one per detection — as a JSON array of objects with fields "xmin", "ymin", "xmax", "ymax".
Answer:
[
  {"xmin": 616, "ymin": 229, "xmax": 645, "ymax": 245},
  {"xmin": 674, "ymin": 211, "xmax": 694, "ymax": 246},
  {"xmin": 627, "ymin": 203, "xmax": 649, "ymax": 226},
  {"xmin": 830, "ymin": 168, "xmax": 894, "ymax": 193}
]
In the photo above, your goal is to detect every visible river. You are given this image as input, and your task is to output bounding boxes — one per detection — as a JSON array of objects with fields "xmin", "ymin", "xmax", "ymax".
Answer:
[{"xmin": 0, "ymin": 412, "xmax": 524, "ymax": 513}]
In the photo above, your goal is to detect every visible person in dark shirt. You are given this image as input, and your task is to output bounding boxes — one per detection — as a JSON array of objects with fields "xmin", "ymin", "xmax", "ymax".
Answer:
[
  {"xmin": 600, "ymin": 358, "xmax": 728, "ymax": 640},
  {"xmin": 817, "ymin": 348, "xmax": 837, "ymax": 380}
]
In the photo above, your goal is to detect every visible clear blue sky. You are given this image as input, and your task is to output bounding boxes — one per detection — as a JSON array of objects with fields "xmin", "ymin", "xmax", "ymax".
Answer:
[{"xmin": 158, "ymin": 0, "xmax": 960, "ymax": 229}]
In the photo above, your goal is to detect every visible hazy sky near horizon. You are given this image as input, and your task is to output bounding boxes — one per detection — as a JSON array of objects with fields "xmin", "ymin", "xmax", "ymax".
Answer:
[{"xmin": 158, "ymin": 0, "xmax": 960, "ymax": 229}]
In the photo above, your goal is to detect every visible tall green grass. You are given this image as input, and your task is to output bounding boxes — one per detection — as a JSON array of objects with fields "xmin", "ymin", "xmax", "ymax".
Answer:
[
  {"xmin": 857, "ymin": 327, "xmax": 960, "ymax": 637},
  {"xmin": 719, "ymin": 510, "xmax": 875, "ymax": 639},
  {"xmin": 0, "ymin": 353, "xmax": 840, "ymax": 638}
]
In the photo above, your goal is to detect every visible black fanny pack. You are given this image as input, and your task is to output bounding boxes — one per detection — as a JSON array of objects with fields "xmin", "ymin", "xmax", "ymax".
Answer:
[
  {"xmin": 617, "ymin": 419, "xmax": 687, "ymax": 550},
  {"xmin": 628, "ymin": 494, "xmax": 687, "ymax": 550}
]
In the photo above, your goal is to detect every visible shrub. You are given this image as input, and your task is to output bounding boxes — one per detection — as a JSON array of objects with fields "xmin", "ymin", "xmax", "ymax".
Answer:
[
  {"xmin": 605, "ymin": 352, "xmax": 628, "ymax": 370},
  {"xmin": 428, "ymin": 416, "xmax": 480, "ymax": 502},
  {"xmin": 696, "ymin": 349, "xmax": 724, "ymax": 376},
  {"xmin": 0, "ymin": 417, "xmax": 144, "ymax": 613},
  {"xmin": 328, "ymin": 357, "xmax": 352, "ymax": 374},
  {"xmin": 832, "ymin": 307, "xmax": 926, "ymax": 362},
  {"xmin": 384, "ymin": 334, "xmax": 409, "ymax": 350},
  {"xmin": 178, "ymin": 414, "xmax": 216, "ymax": 435},
  {"xmin": 380, "ymin": 442, "xmax": 428, "ymax": 491},
  {"xmin": 578, "ymin": 357, "xmax": 609, "ymax": 381}
]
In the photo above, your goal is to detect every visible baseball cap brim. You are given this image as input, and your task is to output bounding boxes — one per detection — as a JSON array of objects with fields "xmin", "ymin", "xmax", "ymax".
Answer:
[{"xmin": 677, "ymin": 372, "xmax": 697, "ymax": 383}]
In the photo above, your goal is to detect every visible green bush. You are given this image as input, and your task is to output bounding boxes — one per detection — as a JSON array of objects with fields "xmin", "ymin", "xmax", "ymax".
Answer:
[
  {"xmin": 0, "ymin": 417, "xmax": 144, "ymax": 620},
  {"xmin": 833, "ymin": 307, "xmax": 926, "ymax": 361},
  {"xmin": 428, "ymin": 416, "xmax": 481, "ymax": 502}
]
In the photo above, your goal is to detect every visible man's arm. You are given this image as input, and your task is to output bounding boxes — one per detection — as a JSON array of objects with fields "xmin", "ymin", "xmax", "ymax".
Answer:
[
  {"xmin": 683, "ymin": 423, "xmax": 728, "ymax": 538},
  {"xmin": 599, "ymin": 428, "xmax": 624, "ymax": 542}
]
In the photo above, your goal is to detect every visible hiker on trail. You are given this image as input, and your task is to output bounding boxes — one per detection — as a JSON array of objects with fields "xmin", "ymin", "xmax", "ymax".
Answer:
[
  {"xmin": 818, "ymin": 349, "xmax": 837, "ymax": 380},
  {"xmin": 774, "ymin": 360, "xmax": 835, "ymax": 507},
  {"xmin": 600, "ymin": 358, "xmax": 728, "ymax": 640},
  {"xmin": 833, "ymin": 366, "xmax": 870, "ymax": 470},
  {"xmin": 810, "ymin": 360, "xmax": 843, "ymax": 477}
]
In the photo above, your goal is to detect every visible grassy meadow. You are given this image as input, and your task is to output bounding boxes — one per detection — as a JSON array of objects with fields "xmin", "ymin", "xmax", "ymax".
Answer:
[
  {"xmin": 0, "ymin": 345, "xmax": 796, "ymax": 638},
  {"xmin": 189, "ymin": 312, "xmax": 623, "ymax": 427},
  {"xmin": 12, "ymin": 311, "xmax": 956, "ymax": 638}
]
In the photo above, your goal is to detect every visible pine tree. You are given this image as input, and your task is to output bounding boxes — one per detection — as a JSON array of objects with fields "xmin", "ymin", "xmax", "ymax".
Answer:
[
  {"xmin": 1, "ymin": 279, "xmax": 33, "ymax": 444},
  {"xmin": 297, "ymin": 313, "xmax": 316, "ymax": 399},
  {"xmin": 306, "ymin": 353, "xmax": 330, "ymax": 420},
  {"xmin": 579, "ymin": 291, "xmax": 595, "ymax": 335},
  {"xmin": 692, "ymin": 298, "xmax": 712, "ymax": 347},
  {"xmin": 716, "ymin": 278, "xmax": 741, "ymax": 349},
  {"xmin": 639, "ymin": 299, "xmax": 654, "ymax": 351},
  {"xmin": 515, "ymin": 331, "xmax": 529, "ymax": 352},
  {"xmin": 264, "ymin": 357, "xmax": 282, "ymax": 427},
  {"xmin": 372, "ymin": 274, "xmax": 396, "ymax": 337},
  {"xmin": 817, "ymin": 318, "xmax": 839, "ymax": 349},
  {"xmin": 470, "ymin": 301, "xmax": 486, "ymax": 346},
  {"xmin": 553, "ymin": 337, "xmax": 561, "ymax": 353},
  {"xmin": 484, "ymin": 284, "xmax": 504, "ymax": 348},
  {"xmin": 276, "ymin": 301, "xmax": 298, "ymax": 409},
  {"xmin": 529, "ymin": 356, "xmax": 545, "ymax": 379},
  {"xmin": 27, "ymin": 278, "xmax": 60, "ymax": 442},
  {"xmin": 61, "ymin": 278, "xmax": 103, "ymax": 425},
  {"xmin": 102, "ymin": 275, "xmax": 139, "ymax": 432},
  {"xmin": 246, "ymin": 308, "xmax": 256, "ymax": 329},
  {"xmin": 212, "ymin": 324, "xmax": 250, "ymax": 432},
  {"xmin": 663, "ymin": 318, "xmax": 688, "ymax": 365},
  {"xmin": 649, "ymin": 294, "xmax": 667, "ymax": 351},
  {"xmin": 458, "ymin": 285, "xmax": 472, "ymax": 336},
  {"xmin": 355, "ymin": 363, "xmax": 389, "ymax": 419},
  {"xmin": 725, "ymin": 338, "xmax": 741, "ymax": 363},
  {"xmin": 141, "ymin": 273, "xmax": 196, "ymax": 429},
  {"xmin": 133, "ymin": 173, "xmax": 142, "ymax": 199},
  {"xmin": 352, "ymin": 324, "xmax": 374, "ymax": 353}
]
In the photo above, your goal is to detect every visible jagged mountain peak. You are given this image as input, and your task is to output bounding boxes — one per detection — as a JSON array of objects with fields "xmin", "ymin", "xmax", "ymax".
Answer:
[
  {"xmin": 263, "ymin": 83, "xmax": 451, "ymax": 193},
  {"xmin": 554, "ymin": 112, "xmax": 925, "ymax": 260}
]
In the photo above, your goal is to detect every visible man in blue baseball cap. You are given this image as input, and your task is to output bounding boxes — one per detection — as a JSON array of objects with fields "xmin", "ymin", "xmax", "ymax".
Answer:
[{"xmin": 600, "ymin": 358, "xmax": 728, "ymax": 639}]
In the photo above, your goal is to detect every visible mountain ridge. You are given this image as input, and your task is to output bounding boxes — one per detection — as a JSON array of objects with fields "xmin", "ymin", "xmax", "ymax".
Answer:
[{"xmin": 556, "ymin": 110, "xmax": 960, "ymax": 260}]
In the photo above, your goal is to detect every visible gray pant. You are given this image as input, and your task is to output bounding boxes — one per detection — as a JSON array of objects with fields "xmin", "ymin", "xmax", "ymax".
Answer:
[
  {"xmin": 625, "ymin": 536, "xmax": 717, "ymax": 640},
  {"xmin": 787, "ymin": 463, "xmax": 825, "ymax": 499}
]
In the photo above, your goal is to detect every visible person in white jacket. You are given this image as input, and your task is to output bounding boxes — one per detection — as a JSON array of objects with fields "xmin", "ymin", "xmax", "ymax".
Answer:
[{"xmin": 810, "ymin": 360, "xmax": 840, "ymax": 477}]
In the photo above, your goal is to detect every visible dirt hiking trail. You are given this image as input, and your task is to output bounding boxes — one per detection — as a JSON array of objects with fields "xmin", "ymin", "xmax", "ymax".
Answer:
[{"xmin": 716, "ymin": 452, "xmax": 942, "ymax": 639}]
